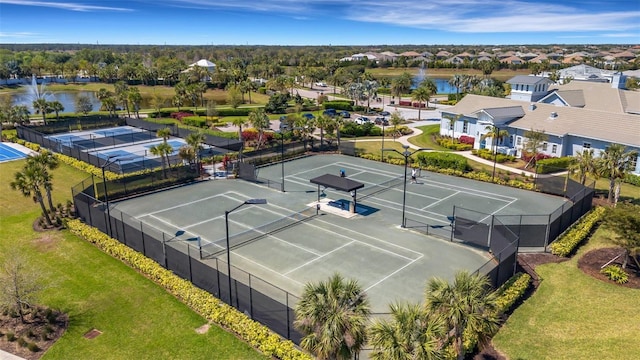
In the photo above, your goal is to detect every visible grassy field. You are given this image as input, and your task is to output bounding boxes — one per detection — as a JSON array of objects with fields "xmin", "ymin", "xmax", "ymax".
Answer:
[
  {"xmin": 492, "ymin": 227, "xmax": 640, "ymax": 359},
  {"xmin": 0, "ymin": 160, "xmax": 265, "ymax": 359},
  {"xmin": 408, "ymin": 124, "xmax": 451, "ymax": 151}
]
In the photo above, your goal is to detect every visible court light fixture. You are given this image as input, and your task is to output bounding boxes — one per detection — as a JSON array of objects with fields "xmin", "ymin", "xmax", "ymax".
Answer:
[
  {"xmin": 382, "ymin": 145, "xmax": 429, "ymax": 228},
  {"xmin": 224, "ymin": 198, "xmax": 267, "ymax": 306}
]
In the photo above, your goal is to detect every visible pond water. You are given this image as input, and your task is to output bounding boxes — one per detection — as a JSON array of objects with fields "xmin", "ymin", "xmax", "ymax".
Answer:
[
  {"xmin": 412, "ymin": 77, "xmax": 458, "ymax": 94},
  {"xmin": 11, "ymin": 90, "xmax": 102, "ymax": 113}
]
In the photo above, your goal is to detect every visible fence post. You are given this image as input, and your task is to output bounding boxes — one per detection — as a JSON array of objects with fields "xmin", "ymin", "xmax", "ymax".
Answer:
[
  {"xmin": 450, "ymin": 206, "xmax": 456, "ymax": 242},
  {"xmin": 543, "ymin": 213, "xmax": 552, "ymax": 252},
  {"xmin": 487, "ymin": 215, "xmax": 494, "ymax": 248},
  {"xmin": 140, "ymin": 220, "xmax": 146, "ymax": 256},
  {"xmin": 286, "ymin": 294, "xmax": 291, "ymax": 340},
  {"xmin": 162, "ymin": 232, "xmax": 167, "ymax": 268},
  {"xmin": 248, "ymin": 275, "xmax": 253, "ymax": 318},
  {"xmin": 187, "ymin": 244, "xmax": 192, "ymax": 282}
]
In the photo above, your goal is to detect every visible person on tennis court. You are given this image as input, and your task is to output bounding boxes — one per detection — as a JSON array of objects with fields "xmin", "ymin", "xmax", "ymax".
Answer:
[{"xmin": 411, "ymin": 168, "xmax": 417, "ymax": 184}]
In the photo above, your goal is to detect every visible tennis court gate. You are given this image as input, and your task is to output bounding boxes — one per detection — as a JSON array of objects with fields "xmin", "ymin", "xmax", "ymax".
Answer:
[{"xmin": 71, "ymin": 179, "xmax": 303, "ymax": 344}]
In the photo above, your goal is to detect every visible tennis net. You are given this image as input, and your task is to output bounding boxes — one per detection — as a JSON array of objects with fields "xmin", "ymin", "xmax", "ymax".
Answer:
[
  {"xmin": 201, "ymin": 206, "xmax": 317, "ymax": 259},
  {"xmin": 359, "ymin": 175, "xmax": 405, "ymax": 200}
]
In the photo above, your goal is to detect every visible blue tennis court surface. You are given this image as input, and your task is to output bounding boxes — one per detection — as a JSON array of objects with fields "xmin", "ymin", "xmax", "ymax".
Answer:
[
  {"xmin": 0, "ymin": 142, "xmax": 28, "ymax": 162},
  {"xmin": 94, "ymin": 127, "xmax": 142, "ymax": 136},
  {"xmin": 144, "ymin": 140, "xmax": 185, "ymax": 149}
]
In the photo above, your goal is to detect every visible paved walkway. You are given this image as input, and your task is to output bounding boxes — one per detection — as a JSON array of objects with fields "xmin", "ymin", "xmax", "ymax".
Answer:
[{"xmin": 0, "ymin": 350, "xmax": 25, "ymax": 360}]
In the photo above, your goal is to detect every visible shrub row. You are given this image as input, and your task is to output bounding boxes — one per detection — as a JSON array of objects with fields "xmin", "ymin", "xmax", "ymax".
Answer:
[
  {"xmin": 462, "ymin": 272, "xmax": 532, "ymax": 354},
  {"xmin": 536, "ymin": 156, "xmax": 573, "ymax": 174},
  {"xmin": 471, "ymin": 149, "xmax": 516, "ymax": 163},
  {"xmin": 623, "ymin": 173, "xmax": 640, "ymax": 186},
  {"xmin": 436, "ymin": 137, "xmax": 473, "ymax": 151},
  {"xmin": 549, "ymin": 206, "xmax": 605, "ymax": 257},
  {"xmin": 181, "ymin": 116, "xmax": 208, "ymax": 128},
  {"xmin": 322, "ymin": 100, "xmax": 354, "ymax": 111},
  {"xmin": 494, "ymin": 272, "xmax": 531, "ymax": 314},
  {"xmin": 358, "ymin": 152, "xmax": 535, "ymax": 190},
  {"xmin": 416, "ymin": 152, "xmax": 471, "ymax": 172},
  {"xmin": 66, "ymin": 219, "xmax": 311, "ymax": 360}
]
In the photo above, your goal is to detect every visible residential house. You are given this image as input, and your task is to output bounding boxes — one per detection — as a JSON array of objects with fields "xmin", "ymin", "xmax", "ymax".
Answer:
[{"xmin": 439, "ymin": 76, "xmax": 640, "ymax": 175}]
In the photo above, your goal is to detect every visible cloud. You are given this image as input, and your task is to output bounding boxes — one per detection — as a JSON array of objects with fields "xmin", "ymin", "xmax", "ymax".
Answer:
[
  {"xmin": 153, "ymin": 0, "xmax": 639, "ymax": 34},
  {"xmin": 344, "ymin": 0, "xmax": 640, "ymax": 33},
  {"xmin": 0, "ymin": 0, "xmax": 132, "ymax": 12},
  {"xmin": 0, "ymin": 31, "xmax": 40, "ymax": 38}
]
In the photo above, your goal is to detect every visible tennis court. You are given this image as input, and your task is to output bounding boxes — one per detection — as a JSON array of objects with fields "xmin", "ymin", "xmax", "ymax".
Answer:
[
  {"xmin": 0, "ymin": 142, "xmax": 29, "ymax": 162},
  {"xmin": 112, "ymin": 154, "xmax": 567, "ymax": 312}
]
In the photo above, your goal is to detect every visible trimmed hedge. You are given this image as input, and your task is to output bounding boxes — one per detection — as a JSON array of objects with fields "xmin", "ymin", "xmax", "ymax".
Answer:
[
  {"xmin": 494, "ymin": 272, "xmax": 531, "ymax": 314},
  {"xmin": 66, "ymin": 220, "xmax": 311, "ymax": 360},
  {"xmin": 536, "ymin": 156, "xmax": 573, "ymax": 174},
  {"xmin": 322, "ymin": 100, "xmax": 354, "ymax": 111},
  {"xmin": 472, "ymin": 149, "xmax": 516, "ymax": 163},
  {"xmin": 623, "ymin": 173, "xmax": 640, "ymax": 186},
  {"xmin": 416, "ymin": 152, "xmax": 470, "ymax": 172},
  {"xmin": 549, "ymin": 206, "xmax": 605, "ymax": 257}
]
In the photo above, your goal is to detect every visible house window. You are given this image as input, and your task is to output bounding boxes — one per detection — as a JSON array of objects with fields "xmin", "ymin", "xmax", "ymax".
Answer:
[
  {"xmin": 583, "ymin": 142, "xmax": 591, "ymax": 149},
  {"xmin": 449, "ymin": 121, "xmax": 454, "ymax": 130},
  {"xmin": 552, "ymin": 144, "xmax": 557, "ymax": 154},
  {"xmin": 630, "ymin": 154, "xmax": 638, "ymax": 170},
  {"xmin": 516, "ymin": 137, "xmax": 522, "ymax": 145},
  {"xmin": 542, "ymin": 142, "xmax": 548, "ymax": 151},
  {"xmin": 510, "ymin": 135, "xmax": 514, "ymax": 145},
  {"xmin": 463, "ymin": 121, "xmax": 468, "ymax": 134}
]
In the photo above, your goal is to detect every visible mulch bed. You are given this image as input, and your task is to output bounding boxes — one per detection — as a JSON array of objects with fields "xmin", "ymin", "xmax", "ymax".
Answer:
[{"xmin": 0, "ymin": 307, "xmax": 68, "ymax": 360}]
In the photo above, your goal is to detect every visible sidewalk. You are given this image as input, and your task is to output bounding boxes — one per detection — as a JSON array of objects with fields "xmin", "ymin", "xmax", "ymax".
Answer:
[{"xmin": 0, "ymin": 350, "xmax": 25, "ymax": 360}]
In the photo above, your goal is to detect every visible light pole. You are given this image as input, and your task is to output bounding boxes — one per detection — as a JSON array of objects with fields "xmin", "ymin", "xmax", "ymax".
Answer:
[
  {"xmin": 100, "ymin": 154, "xmax": 119, "ymax": 237},
  {"xmin": 277, "ymin": 130, "xmax": 285, "ymax": 192},
  {"xmin": 101, "ymin": 155, "xmax": 135, "ymax": 237},
  {"xmin": 382, "ymin": 144, "xmax": 428, "ymax": 228},
  {"xmin": 381, "ymin": 122, "xmax": 385, "ymax": 162},
  {"xmin": 225, "ymin": 198, "xmax": 267, "ymax": 306}
]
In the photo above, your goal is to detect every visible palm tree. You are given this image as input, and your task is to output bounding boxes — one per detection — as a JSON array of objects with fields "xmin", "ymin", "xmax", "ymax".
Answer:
[
  {"xmin": 150, "ymin": 142, "xmax": 173, "ymax": 179},
  {"xmin": 294, "ymin": 273, "xmax": 371, "ymax": 360},
  {"xmin": 599, "ymin": 144, "xmax": 638, "ymax": 205},
  {"xmin": 157, "ymin": 127, "xmax": 172, "ymax": 144},
  {"xmin": 185, "ymin": 130, "xmax": 205, "ymax": 173},
  {"xmin": 411, "ymin": 85, "xmax": 431, "ymax": 121},
  {"xmin": 425, "ymin": 271, "xmax": 499, "ymax": 360},
  {"xmin": 27, "ymin": 151, "xmax": 59, "ymax": 213},
  {"xmin": 231, "ymin": 117, "xmax": 248, "ymax": 142},
  {"xmin": 443, "ymin": 114, "xmax": 462, "ymax": 138},
  {"xmin": 569, "ymin": 149, "xmax": 598, "ymax": 185},
  {"xmin": 49, "ymin": 100, "xmax": 64, "ymax": 121},
  {"xmin": 390, "ymin": 111, "xmax": 404, "ymax": 138},
  {"xmin": 481, "ymin": 125, "xmax": 510, "ymax": 154},
  {"xmin": 390, "ymin": 72, "xmax": 413, "ymax": 104},
  {"xmin": 522, "ymin": 129, "xmax": 548, "ymax": 169},
  {"xmin": 369, "ymin": 302, "xmax": 446, "ymax": 360},
  {"xmin": 150, "ymin": 93, "xmax": 165, "ymax": 117},
  {"xmin": 315, "ymin": 114, "xmax": 332, "ymax": 149},
  {"xmin": 11, "ymin": 161, "xmax": 53, "ymax": 226},
  {"xmin": 32, "ymin": 98, "xmax": 50, "ymax": 125},
  {"xmin": 248, "ymin": 108, "xmax": 270, "ymax": 150},
  {"xmin": 127, "ymin": 87, "xmax": 143, "ymax": 118}
]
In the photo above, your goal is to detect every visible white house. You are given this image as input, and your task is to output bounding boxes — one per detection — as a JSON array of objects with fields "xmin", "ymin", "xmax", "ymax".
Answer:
[{"xmin": 440, "ymin": 76, "xmax": 640, "ymax": 175}]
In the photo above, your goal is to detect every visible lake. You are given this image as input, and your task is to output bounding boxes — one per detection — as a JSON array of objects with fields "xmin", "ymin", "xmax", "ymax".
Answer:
[{"xmin": 11, "ymin": 90, "xmax": 102, "ymax": 113}]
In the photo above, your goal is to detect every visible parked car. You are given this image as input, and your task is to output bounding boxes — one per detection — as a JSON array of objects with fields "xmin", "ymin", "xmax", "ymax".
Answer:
[
  {"xmin": 374, "ymin": 117, "xmax": 389, "ymax": 126},
  {"xmin": 354, "ymin": 117, "xmax": 370, "ymax": 125},
  {"xmin": 379, "ymin": 111, "xmax": 391, "ymax": 117},
  {"xmin": 302, "ymin": 113, "xmax": 315, "ymax": 120},
  {"xmin": 339, "ymin": 110, "xmax": 351, "ymax": 118},
  {"xmin": 323, "ymin": 108, "xmax": 337, "ymax": 117},
  {"xmin": 314, "ymin": 82, "xmax": 327, "ymax": 87}
]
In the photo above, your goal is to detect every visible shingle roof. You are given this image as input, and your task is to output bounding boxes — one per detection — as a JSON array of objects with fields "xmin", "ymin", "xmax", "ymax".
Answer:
[
  {"xmin": 443, "ymin": 94, "xmax": 640, "ymax": 147},
  {"xmin": 507, "ymin": 75, "xmax": 553, "ymax": 85},
  {"xmin": 551, "ymin": 90, "xmax": 586, "ymax": 107}
]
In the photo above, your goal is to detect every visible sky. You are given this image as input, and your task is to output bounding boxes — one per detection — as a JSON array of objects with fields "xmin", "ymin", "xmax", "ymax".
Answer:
[{"xmin": 0, "ymin": 0, "xmax": 639, "ymax": 46}]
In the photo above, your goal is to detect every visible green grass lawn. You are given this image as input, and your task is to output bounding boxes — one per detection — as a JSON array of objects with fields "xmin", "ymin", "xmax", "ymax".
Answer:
[
  {"xmin": 492, "ymin": 227, "xmax": 640, "ymax": 359},
  {"xmin": 407, "ymin": 124, "xmax": 450, "ymax": 151},
  {"xmin": 0, "ymin": 160, "xmax": 265, "ymax": 359}
]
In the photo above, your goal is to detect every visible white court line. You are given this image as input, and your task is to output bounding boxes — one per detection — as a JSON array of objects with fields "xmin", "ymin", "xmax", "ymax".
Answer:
[
  {"xmin": 422, "ymin": 191, "xmax": 460, "ymax": 210},
  {"xmin": 227, "ymin": 218, "xmax": 322, "ymax": 256},
  {"xmin": 284, "ymin": 241, "xmax": 355, "ymax": 275},
  {"xmin": 479, "ymin": 198, "xmax": 519, "ymax": 223},
  {"xmin": 145, "ymin": 214, "xmax": 219, "ymax": 246},
  {"xmin": 365, "ymin": 256, "xmax": 423, "ymax": 292},
  {"xmin": 362, "ymin": 196, "xmax": 450, "ymax": 224},
  {"xmin": 181, "ymin": 193, "xmax": 256, "ymax": 230},
  {"xmin": 420, "ymin": 178, "xmax": 516, "ymax": 202},
  {"xmin": 288, "ymin": 162, "xmax": 339, "ymax": 176},
  {"xmin": 137, "ymin": 194, "xmax": 224, "ymax": 217},
  {"xmin": 223, "ymin": 191, "xmax": 422, "ymax": 260},
  {"xmin": 336, "ymin": 161, "xmax": 403, "ymax": 177},
  {"xmin": 231, "ymin": 252, "xmax": 305, "ymax": 287}
]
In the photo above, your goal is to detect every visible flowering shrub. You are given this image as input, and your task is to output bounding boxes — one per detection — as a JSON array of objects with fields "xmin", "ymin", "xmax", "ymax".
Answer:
[
  {"xmin": 459, "ymin": 135, "xmax": 475, "ymax": 145},
  {"xmin": 66, "ymin": 219, "xmax": 311, "ymax": 360},
  {"xmin": 170, "ymin": 112, "xmax": 194, "ymax": 121}
]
